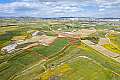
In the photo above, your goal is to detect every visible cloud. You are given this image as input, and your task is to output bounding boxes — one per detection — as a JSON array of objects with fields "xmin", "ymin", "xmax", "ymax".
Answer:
[
  {"xmin": 0, "ymin": 2, "xmax": 31, "ymax": 12},
  {"xmin": 96, "ymin": 0, "xmax": 120, "ymax": 8},
  {"xmin": 0, "ymin": 0, "xmax": 120, "ymax": 17},
  {"xmin": 98, "ymin": 8, "xmax": 105, "ymax": 11}
]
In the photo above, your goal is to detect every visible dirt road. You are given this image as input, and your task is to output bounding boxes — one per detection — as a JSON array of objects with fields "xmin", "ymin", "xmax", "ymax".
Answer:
[{"xmin": 81, "ymin": 40, "xmax": 120, "ymax": 63}]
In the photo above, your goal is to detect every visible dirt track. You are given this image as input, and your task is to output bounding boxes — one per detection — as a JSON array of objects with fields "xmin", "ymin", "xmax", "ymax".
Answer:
[{"xmin": 81, "ymin": 40, "xmax": 120, "ymax": 63}]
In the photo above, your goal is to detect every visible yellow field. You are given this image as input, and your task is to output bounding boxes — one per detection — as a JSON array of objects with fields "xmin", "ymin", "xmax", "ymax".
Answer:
[{"xmin": 103, "ymin": 44, "xmax": 120, "ymax": 54}]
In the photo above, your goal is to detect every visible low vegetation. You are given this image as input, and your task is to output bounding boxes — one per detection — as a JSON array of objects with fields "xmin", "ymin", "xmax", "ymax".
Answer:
[
  {"xmin": 32, "ymin": 38, "xmax": 69, "ymax": 56},
  {"xmin": 108, "ymin": 33, "xmax": 120, "ymax": 49},
  {"xmin": 0, "ymin": 19, "xmax": 120, "ymax": 80},
  {"xmin": 103, "ymin": 44, "xmax": 120, "ymax": 54},
  {"xmin": 0, "ymin": 51, "xmax": 42, "ymax": 80},
  {"xmin": 40, "ymin": 57, "xmax": 119, "ymax": 80}
]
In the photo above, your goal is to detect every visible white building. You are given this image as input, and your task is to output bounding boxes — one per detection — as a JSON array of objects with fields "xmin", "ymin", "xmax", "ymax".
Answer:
[
  {"xmin": 32, "ymin": 31, "xmax": 40, "ymax": 36},
  {"xmin": 1, "ymin": 43, "xmax": 17, "ymax": 53},
  {"xmin": 32, "ymin": 31, "xmax": 45, "ymax": 36}
]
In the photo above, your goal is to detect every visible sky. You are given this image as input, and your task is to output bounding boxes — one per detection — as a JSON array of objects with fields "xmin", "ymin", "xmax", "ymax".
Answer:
[{"xmin": 0, "ymin": 0, "xmax": 120, "ymax": 17}]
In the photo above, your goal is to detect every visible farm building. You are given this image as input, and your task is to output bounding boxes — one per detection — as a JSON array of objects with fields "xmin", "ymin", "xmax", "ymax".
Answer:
[
  {"xmin": 1, "ymin": 43, "xmax": 17, "ymax": 53},
  {"xmin": 32, "ymin": 31, "xmax": 44, "ymax": 36}
]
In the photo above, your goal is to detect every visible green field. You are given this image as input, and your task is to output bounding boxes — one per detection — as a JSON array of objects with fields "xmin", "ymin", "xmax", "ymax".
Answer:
[
  {"xmin": 0, "ymin": 19, "xmax": 120, "ymax": 80},
  {"xmin": 0, "ymin": 27, "xmax": 30, "ymax": 49},
  {"xmin": 14, "ymin": 41, "xmax": 120, "ymax": 80},
  {"xmin": 93, "ymin": 30, "xmax": 106, "ymax": 38},
  {"xmin": 0, "ymin": 51, "xmax": 43, "ymax": 80},
  {"xmin": 40, "ymin": 57, "xmax": 119, "ymax": 80},
  {"xmin": 32, "ymin": 38, "xmax": 69, "ymax": 56},
  {"xmin": 47, "ymin": 42, "xmax": 120, "ymax": 74},
  {"xmin": 73, "ymin": 43, "xmax": 120, "ymax": 74},
  {"xmin": 108, "ymin": 33, "xmax": 120, "ymax": 49}
]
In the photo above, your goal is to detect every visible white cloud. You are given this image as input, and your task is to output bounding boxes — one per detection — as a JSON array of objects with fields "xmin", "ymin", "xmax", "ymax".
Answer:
[
  {"xmin": 0, "ymin": 0, "xmax": 120, "ymax": 17},
  {"xmin": 98, "ymin": 8, "xmax": 105, "ymax": 11},
  {"xmin": 0, "ymin": 2, "xmax": 31, "ymax": 11},
  {"xmin": 96, "ymin": 0, "xmax": 120, "ymax": 8}
]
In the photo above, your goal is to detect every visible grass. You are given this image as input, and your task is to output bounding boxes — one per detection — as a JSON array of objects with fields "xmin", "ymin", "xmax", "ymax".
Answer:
[
  {"xmin": 0, "ymin": 21, "xmax": 119, "ymax": 80},
  {"xmin": 32, "ymin": 41, "xmax": 120, "ymax": 80},
  {"xmin": 44, "ymin": 31, "xmax": 57, "ymax": 36},
  {"xmin": 75, "ymin": 43, "xmax": 120, "ymax": 74},
  {"xmin": 108, "ymin": 33, "xmax": 120, "ymax": 49},
  {"xmin": 51, "ymin": 42, "xmax": 120, "ymax": 74},
  {"xmin": 103, "ymin": 44, "xmax": 120, "ymax": 54},
  {"xmin": 32, "ymin": 38, "xmax": 69, "ymax": 56},
  {"xmin": 0, "ymin": 26, "xmax": 18, "ymax": 32},
  {"xmin": 40, "ymin": 57, "xmax": 120, "ymax": 80},
  {"xmin": 0, "ymin": 51, "xmax": 42, "ymax": 80},
  {"xmin": 0, "ymin": 32, "xmax": 6, "ymax": 35},
  {"xmin": 0, "ymin": 40, "xmax": 11, "ymax": 49},
  {"xmin": 89, "ymin": 30, "xmax": 106, "ymax": 38},
  {"xmin": 7, "ymin": 40, "xmax": 120, "ymax": 80},
  {"xmin": 94, "ymin": 24, "xmax": 112, "ymax": 29},
  {"xmin": 0, "ymin": 27, "xmax": 31, "ymax": 49},
  {"xmin": 40, "ymin": 64, "xmax": 71, "ymax": 80}
]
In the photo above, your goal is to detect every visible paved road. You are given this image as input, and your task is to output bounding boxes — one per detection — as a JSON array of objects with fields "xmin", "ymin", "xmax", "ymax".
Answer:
[{"xmin": 81, "ymin": 40, "xmax": 120, "ymax": 63}]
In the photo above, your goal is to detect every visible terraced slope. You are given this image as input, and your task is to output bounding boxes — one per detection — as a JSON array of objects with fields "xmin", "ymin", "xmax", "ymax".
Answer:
[
  {"xmin": 0, "ymin": 51, "xmax": 43, "ymax": 80},
  {"xmin": 40, "ymin": 57, "xmax": 119, "ymax": 80},
  {"xmin": 108, "ymin": 33, "xmax": 120, "ymax": 49},
  {"xmin": 13, "ymin": 42, "xmax": 120, "ymax": 80},
  {"xmin": 32, "ymin": 38, "xmax": 69, "ymax": 56}
]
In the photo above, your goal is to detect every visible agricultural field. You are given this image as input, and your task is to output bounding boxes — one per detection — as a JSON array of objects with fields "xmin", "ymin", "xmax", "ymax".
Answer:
[
  {"xmin": 40, "ymin": 58, "xmax": 119, "ymax": 80},
  {"xmin": 0, "ymin": 51, "xmax": 43, "ymax": 80},
  {"xmin": 14, "ymin": 41, "xmax": 120, "ymax": 80},
  {"xmin": 108, "ymin": 33, "xmax": 120, "ymax": 49},
  {"xmin": 0, "ymin": 18, "xmax": 120, "ymax": 80},
  {"xmin": 89, "ymin": 30, "xmax": 107, "ymax": 38},
  {"xmin": 0, "ymin": 0, "xmax": 120, "ymax": 79},
  {"xmin": 103, "ymin": 44, "xmax": 120, "ymax": 54},
  {"xmin": 32, "ymin": 38, "xmax": 69, "ymax": 56}
]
